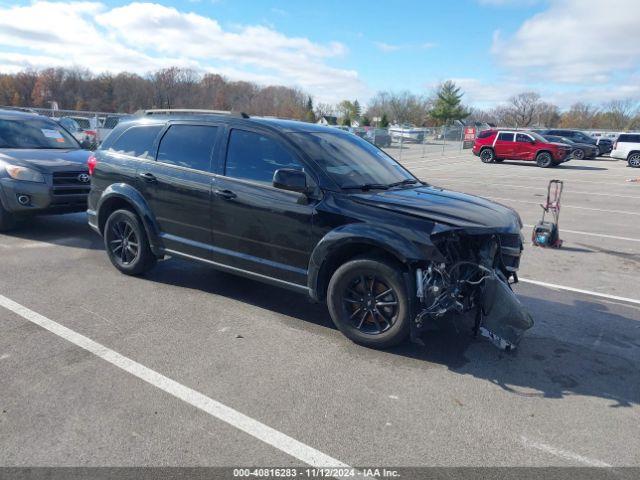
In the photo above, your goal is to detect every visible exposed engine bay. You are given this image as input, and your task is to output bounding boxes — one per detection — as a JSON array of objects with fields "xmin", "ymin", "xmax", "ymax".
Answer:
[{"xmin": 413, "ymin": 231, "xmax": 534, "ymax": 350}]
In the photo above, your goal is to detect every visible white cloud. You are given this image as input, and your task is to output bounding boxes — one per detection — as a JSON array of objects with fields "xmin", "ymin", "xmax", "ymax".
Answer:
[
  {"xmin": 492, "ymin": 0, "xmax": 640, "ymax": 84},
  {"xmin": 0, "ymin": 1, "xmax": 365, "ymax": 103},
  {"xmin": 374, "ymin": 42, "xmax": 401, "ymax": 53}
]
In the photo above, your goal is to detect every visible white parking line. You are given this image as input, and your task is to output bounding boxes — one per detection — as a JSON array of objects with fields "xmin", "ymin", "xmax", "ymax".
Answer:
[
  {"xmin": 518, "ymin": 278, "xmax": 640, "ymax": 306},
  {"xmin": 520, "ymin": 436, "xmax": 611, "ymax": 467},
  {"xmin": 485, "ymin": 195, "xmax": 640, "ymax": 216},
  {"xmin": 522, "ymin": 224, "xmax": 640, "ymax": 243},
  {"xmin": 0, "ymin": 294, "xmax": 350, "ymax": 469}
]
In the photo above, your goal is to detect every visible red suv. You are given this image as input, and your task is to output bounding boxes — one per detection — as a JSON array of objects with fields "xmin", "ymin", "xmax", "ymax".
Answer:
[{"xmin": 472, "ymin": 130, "xmax": 572, "ymax": 168}]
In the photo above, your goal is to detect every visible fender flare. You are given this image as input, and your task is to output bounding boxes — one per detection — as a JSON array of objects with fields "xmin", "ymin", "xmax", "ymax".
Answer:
[
  {"xmin": 96, "ymin": 183, "xmax": 163, "ymax": 255},
  {"xmin": 307, "ymin": 223, "xmax": 428, "ymax": 301}
]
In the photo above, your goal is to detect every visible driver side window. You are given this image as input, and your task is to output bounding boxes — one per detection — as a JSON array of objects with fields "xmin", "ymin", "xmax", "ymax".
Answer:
[
  {"xmin": 225, "ymin": 129, "xmax": 303, "ymax": 184},
  {"xmin": 516, "ymin": 133, "xmax": 531, "ymax": 143}
]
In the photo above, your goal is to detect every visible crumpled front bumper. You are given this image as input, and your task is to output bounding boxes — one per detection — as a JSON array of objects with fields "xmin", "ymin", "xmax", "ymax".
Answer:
[{"xmin": 479, "ymin": 274, "xmax": 534, "ymax": 349}]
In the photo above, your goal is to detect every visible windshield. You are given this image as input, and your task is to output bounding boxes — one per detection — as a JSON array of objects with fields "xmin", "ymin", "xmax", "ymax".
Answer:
[
  {"xmin": 0, "ymin": 118, "xmax": 80, "ymax": 149},
  {"xmin": 529, "ymin": 131, "xmax": 548, "ymax": 142},
  {"xmin": 291, "ymin": 131, "xmax": 417, "ymax": 189}
]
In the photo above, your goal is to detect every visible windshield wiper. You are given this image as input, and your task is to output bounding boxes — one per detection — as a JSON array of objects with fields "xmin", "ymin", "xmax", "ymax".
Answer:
[
  {"xmin": 387, "ymin": 179, "xmax": 420, "ymax": 188},
  {"xmin": 342, "ymin": 183, "xmax": 389, "ymax": 191}
]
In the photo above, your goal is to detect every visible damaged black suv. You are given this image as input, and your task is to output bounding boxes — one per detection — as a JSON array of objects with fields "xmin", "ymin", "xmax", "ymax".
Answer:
[{"xmin": 88, "ymin": 110, "xmax": 533, "ymax": 350}]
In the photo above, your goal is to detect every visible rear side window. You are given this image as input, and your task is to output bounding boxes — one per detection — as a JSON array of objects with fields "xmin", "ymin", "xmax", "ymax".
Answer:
[
  {"xmin": 497, "ymin": 132, "xmax": 514, "ymax": 141},
  {"xmin": 618, "ymin": 134, "xmax": 640, "ymax": 143},
  {"xmin": 109, "ymin": 125, "xmax": 162, "ymax": 159},
  {"xmin": 225, "ymin": 129, "xmax": 302, "ymax": 184},
  {"xmin": 477, "ymin": 130, "xmax": 493, "ymax": 139},
  {"xmin": 157, "ymin": 125, "xmax": 218, "ymax": 172}
]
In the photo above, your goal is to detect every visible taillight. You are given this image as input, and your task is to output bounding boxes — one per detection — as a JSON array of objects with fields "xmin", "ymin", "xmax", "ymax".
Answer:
[
  {"xmin": 85, "ymin": 130, "xmax": 97, "ymax": 137},
  {"xmin": 613, "ymin": 141, "xmax": 618, "ymax": 150},
  {"xmin": 87, "ymin": 155, "xmax": 97, "ymax": 176}
]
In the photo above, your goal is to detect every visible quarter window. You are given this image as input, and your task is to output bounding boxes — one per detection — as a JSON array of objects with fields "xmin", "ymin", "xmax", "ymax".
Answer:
[
  {"xmin": 225, "ymin": 129, "xmax": 303, "ymax": 184},
  {"xmin": 497, "ymin": 132, "xmax": 514, "ymax": 141},
  {"xmin": 157, "ymin": 125, "xmax": 218, "ymax": 172},
  {"xmin": 109, "ymin": 125, "xmax": 163, "ymax": 159}
]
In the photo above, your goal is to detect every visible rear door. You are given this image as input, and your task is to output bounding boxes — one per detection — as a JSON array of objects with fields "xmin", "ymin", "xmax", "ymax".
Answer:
[
  {"xmin": 136, "ymin": 122, "xmax": 220, "ymax": 258},
  {"xmin": 493, "ymin": 132, "xmax": 515, "ymax": 158}
]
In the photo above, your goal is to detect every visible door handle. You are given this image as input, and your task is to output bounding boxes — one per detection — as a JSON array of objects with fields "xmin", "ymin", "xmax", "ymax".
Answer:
[
  {"xmin": 138, "ymin": 172, "xmax": 157, "ymax": 183},
  {"xmin": 214, "ymin": 189, "xmax": 237, "ymax": 200}
]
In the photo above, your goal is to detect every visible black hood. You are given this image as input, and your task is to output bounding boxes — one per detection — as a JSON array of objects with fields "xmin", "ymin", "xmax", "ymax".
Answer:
[
  {"xmin": 0, "ymin": 149, "xmax": 90, "ymax": 172},
  {"xmin": 351, "ymin": 185, "xmax": 522, "ymax": 232}
]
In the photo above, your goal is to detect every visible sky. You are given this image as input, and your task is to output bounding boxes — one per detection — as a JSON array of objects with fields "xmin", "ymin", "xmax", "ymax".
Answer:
[{"xmin": 1, "ymin": 0, "xmax": 640, "ymax": 109}]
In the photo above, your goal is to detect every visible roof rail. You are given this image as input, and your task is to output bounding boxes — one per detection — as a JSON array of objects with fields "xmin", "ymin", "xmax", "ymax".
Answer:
[{"xmin": 134, "ymin": 109, "xmax": 249, "ymax": 118}]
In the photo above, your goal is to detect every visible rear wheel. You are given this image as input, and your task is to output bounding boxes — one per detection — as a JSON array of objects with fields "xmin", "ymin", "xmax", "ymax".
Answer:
[
  {"xmin": 0, "ymin": 201, "xmax": 17, "ymax": 232},
  {"xmin": 104, "ymin": 209, "xmax": 156, "ymax": 275},
  {"xmin": 327, "ymin": 258, "xmax": 410, "ymax": 349},
  {"xmin": 628, "ymin": 153, "xmax": 640, "ymax": 168},
  {"xmin": 536, "ymin": 152, "xmax": 553, "ymax": 168},
  {"xmin": 480, "ymin": 148, "xmax": 495, "ymax": 163}
]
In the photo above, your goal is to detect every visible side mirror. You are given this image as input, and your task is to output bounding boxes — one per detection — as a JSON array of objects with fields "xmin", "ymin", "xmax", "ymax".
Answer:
[{"xmin": 273, "ymin": 168, "xmax": 309, "ymax": 194}]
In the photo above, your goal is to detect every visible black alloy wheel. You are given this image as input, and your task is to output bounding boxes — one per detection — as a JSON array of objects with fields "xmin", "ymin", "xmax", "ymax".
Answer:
[
  {"xmin": 480, "ymin": 149, "xmax": 495, "ymax": 163},
  {"xmin": 343, "ymin": 274, "xmax": 398, "ymax": 335},
  {"xmin": 536, "ymin": 152, "xmax": 553, "ymax": 168},
  {"xmin": 104, "ymin": 209, "xmax": 157, "ymax": 275},
  {"xmin": 573, "ymin": 148, "xmax": 585, "ymax": 160},
  {"xmin": 327, "ymin": 258, "xmax": 410, "ymax": 348}
]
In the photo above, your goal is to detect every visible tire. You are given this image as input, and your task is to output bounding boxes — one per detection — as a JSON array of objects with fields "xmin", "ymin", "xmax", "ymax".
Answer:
[
  {"xmin": 104, "ymin": 209, "xmax": 156, "ymax": 275},
  {"xmin": 327, "ymin": 258, "xmax": 410, "ymax": 349},
  {"xmin": 573, "ymin": 148, "xmax": 585, "ymax": 160},
  {"xmin": 480, "ymin": 148, "xmax": 495, "ymax": 163},
  {"xmin": 595, "ymin": 146, "xmax": 601, "ymax": 156},
  {"xmin": 0, "ymin": 200, "xmax": 17, "ymax": 232},
  {"xmin": 628, "ymin": 152, "xmax": 640, "ymax": 168},
  {"xmin": 536, "ymin": 151, "xmax": 553, "ymax": 168}
]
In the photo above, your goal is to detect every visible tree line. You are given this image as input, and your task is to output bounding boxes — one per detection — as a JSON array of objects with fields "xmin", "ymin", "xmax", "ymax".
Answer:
[
  {"xmin": 1, "ymin": 67, "xmax": 639, "ymax": 130},
  {"xmin": 0, "ymin": 67, "xmax": 314, "ymax": 119}
]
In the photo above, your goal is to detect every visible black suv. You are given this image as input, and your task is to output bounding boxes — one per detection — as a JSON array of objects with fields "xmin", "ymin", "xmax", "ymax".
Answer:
[
  {"xmin": 88, "ymin": 110, "xmax": 532, "ymax": 349},
  {"xmin": 535, "ymin": 129, "xmax": 606, "ymax": 155},
  {"xmin": 0, "ymin": 110, "xmax": 92, "ymax": 231}
]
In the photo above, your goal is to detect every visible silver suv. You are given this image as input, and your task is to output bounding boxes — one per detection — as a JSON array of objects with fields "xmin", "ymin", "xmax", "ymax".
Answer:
[{"xmin": 610, "ymin": 134, "xmax": 640, "ymax": 168}]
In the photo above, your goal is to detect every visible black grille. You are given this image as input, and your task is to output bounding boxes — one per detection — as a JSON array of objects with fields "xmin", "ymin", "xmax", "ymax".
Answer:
[{"xmin": 52, "ymin": 171, "xmax": 91, "ymax": 196}]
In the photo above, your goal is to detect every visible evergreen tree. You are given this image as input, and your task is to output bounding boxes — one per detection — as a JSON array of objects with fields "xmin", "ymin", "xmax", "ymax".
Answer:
[
  {"xmin": 380, "ymin": 113, "xmax": 389, "ymax": 127},
  {"xmin": 430, "ymin": 80, "xmax": 470, "ymax": 125},
  {"xmin": 353, "ymin": 99, "xmax": 361, "ymax": 117}
]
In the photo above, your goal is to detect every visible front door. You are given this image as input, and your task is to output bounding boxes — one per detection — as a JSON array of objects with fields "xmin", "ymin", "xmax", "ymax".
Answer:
[
  {"xmin": 137, "ymin": 123, "xmax": 220, "ymax": 258},
  {"xmin": 209, "ymin": 128, "xmax": 316, "ymax": 286}
]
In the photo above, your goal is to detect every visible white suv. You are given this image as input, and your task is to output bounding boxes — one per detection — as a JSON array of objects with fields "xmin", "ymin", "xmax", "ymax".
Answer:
[{"xmin": 611, "ymin": 133, "xmax": 640, "ymax": 168}]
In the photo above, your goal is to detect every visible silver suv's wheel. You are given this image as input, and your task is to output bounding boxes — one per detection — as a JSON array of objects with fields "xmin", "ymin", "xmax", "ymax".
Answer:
[{"xmin": 628, "ymin": 152, "xmax": 640, "ymax": 168}]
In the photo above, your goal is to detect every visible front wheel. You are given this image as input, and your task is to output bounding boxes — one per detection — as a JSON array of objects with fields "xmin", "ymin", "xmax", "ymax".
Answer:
[
  {"xmin": 536, "ymin": 152, "xmax": 553, "ymax": 168},
  {"xmin": 327, "ymin": 258, "xmax": 410, "ymax": 349},
  {"xmin": 629, "ymin": 153, "xmax": 640, "ymax": 168},
  {"xmin": 573, "ymin": 148, "xmax": 585, "ymax": 160},
  {"xmin": 104, "ymin": 209, "xmax": 157, "ymax": 275},
  {"xmin": 480, "ymin": 148, "xmax": 495, "ymax": 163}
]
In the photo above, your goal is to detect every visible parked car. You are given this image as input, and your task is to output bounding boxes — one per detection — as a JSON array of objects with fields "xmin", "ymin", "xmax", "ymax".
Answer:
[
  {"xmin": 97, "ymin": 114, "xmax": 127, "ymax": 143},
  {"xmin": 88, "ymin": 111, "xmax": 532, "ymax": 350},
  {"xmin": 363, "ymin": 128, "xmax": 392, "ymax": 147},
  {"xmin": 541, "ymin": 135, "xmax": 597, "ymax": 159},
  {"xmin": 472, "ymin": 130, "xmax": 572, "ymax": 167},
  {"xmin": 389, "ymin": 125, "xmax": 425, "ymax": 143},
  {"xmin": 535, "ymin": 129, "xmax": 602, "ymax": 155},
  {"xmin": 594, "ymin": 137, "xmax": 613, "ymax": 155},
  {"xmin": 610, "ymin": 133, "xmax": 640, "ymax": 168},
  {"xmin": 0, "ymin": 110, "xmax": 91, "ymax": 231},
  {"xmin": 57, "ymin": 116, "xmax": 97, "ymax": 149}
]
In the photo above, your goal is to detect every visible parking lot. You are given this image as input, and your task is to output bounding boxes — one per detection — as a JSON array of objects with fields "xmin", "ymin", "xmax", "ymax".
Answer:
[{"xmin": 1, "ymin": 143, "xmax": 639, "ymax": 472}]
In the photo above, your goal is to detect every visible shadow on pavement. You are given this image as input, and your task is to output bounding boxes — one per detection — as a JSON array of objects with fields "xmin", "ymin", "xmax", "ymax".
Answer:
[
  {"xmin": 0, "ymin": 212, "xmax": 102, "ymax": 250},
  {"xmin": 147, "ymin": 257, "xmax": 640, "ymax": 408}
]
